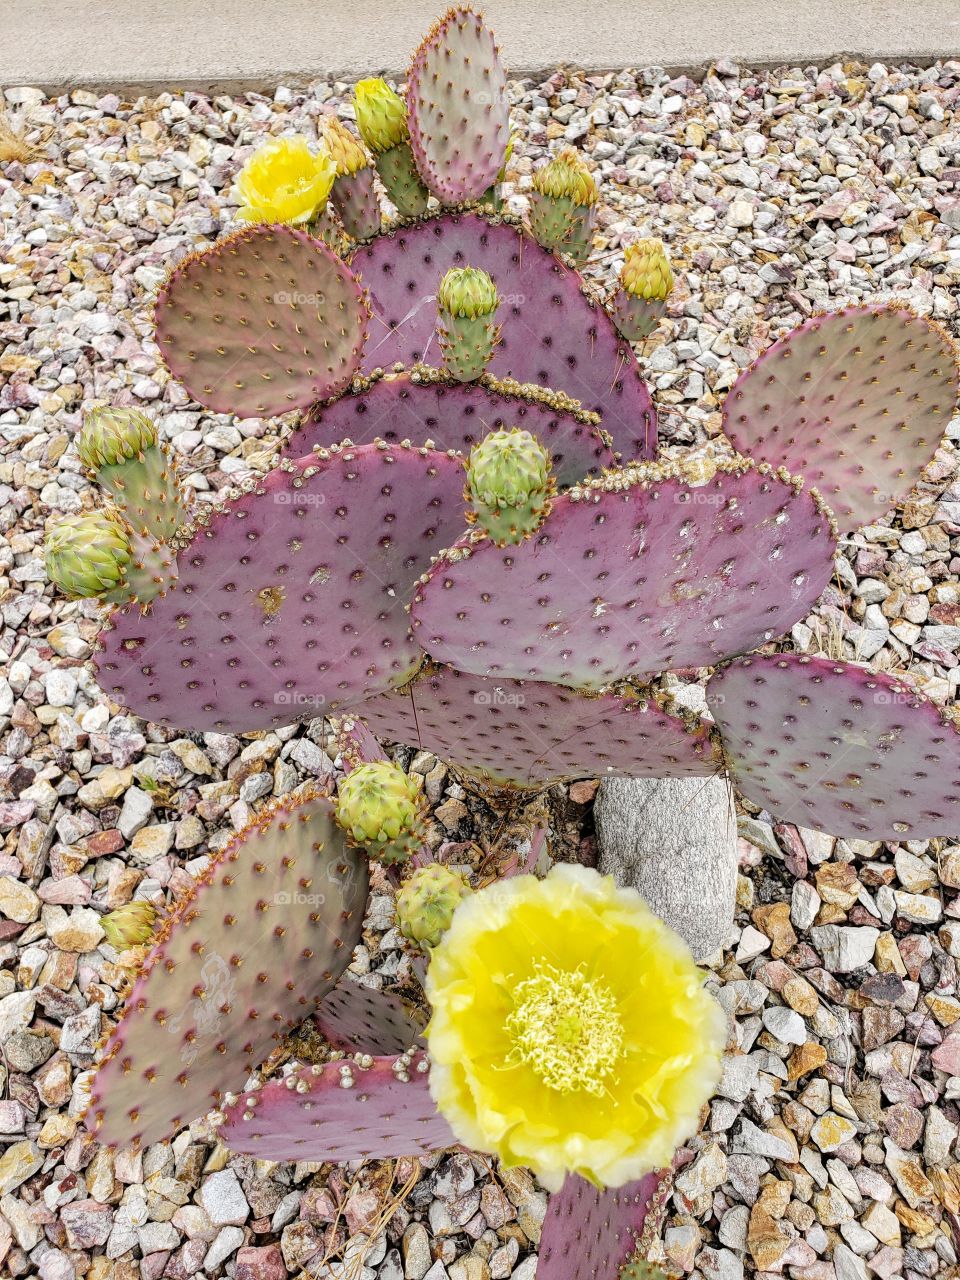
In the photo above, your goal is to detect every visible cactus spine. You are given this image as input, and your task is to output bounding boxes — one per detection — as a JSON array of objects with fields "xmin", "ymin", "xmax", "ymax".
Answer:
[
  {"xmin": 395, "ymin": 864, "xmax": 472, "ymax": 949},
  {"xmin": 353, "ymin": 77, "xmax": 429, "ymax": 216},
  {"xmin": 321, "ymin": 116, "xmax": 382, "ymax": 240},
  {"xmin": 465, "ymin": 427, "xmax": 555, "ymax": 546},
  {"xmin": 528, "ymin": 147, "xmax": 598, "ymax": 266},
  {"xmin": 335, "ymin": 760, "xmax": 429, "ymax": 865},
  {"xmin": 437, "ymin": 266, "xmax": 501, "ymax": 382},
  {"xmin": 609, "ymin": 239, "xmax": 674, "ymax": 341}
]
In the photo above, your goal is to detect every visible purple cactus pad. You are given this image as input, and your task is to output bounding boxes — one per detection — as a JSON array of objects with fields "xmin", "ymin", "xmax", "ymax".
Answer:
[
  {"xmin": 351, "ymin": 211, "xmax": 656, "ymax": 457},
  {"xmin": 351, "ymin": 664, "xmax": 718, "ymax": 788},
  {"xmin": 410, "ymin": 460, "xmax": 838, "ymax": 688},
  {"xmin": 218, "ymin": 1050, "xmax": 456, "ymax": 1161},
  {"xmin": 155, "ymin": 224, "xmax": 369, "ymax": 417},
  {"xmin": 722, "ymin": 304, "xmax": 959, "ymax": 528},
  {"xmin": 315, "ymin": 978, "xmax": 426, "ymax": 1055},
  {"xmin": 406, "ymin": 8, "xmax": 510, "ymax": 203},
  {"xmin": 291, "ymin": 372, "xmax": 615, "ymax": 486},
  {"xmin": 538, "ymin": 1172, "xmax": 664, "ymax": 1280},
  {"xmin": 708, "ymin": 653, "xmax": 960, "ymax": 838},
  {"xmin": 84, "ymin": 788, "xmax": 368, "ymax": 1149},
  {"xmin": 95, "ymin": 442, "xmax": 468, "ymax": 733}
]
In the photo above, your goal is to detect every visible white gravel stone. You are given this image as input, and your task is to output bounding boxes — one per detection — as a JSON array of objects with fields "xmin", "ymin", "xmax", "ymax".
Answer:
[{"xmin": 199, "ymin": 1170, "xmax": 249, "ymax": 1226}]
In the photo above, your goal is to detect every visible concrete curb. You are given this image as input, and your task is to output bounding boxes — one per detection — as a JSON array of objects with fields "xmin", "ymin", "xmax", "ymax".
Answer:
[{"xmin": 4, "ymin": 1, "xmax": 960, "ymax": 96}]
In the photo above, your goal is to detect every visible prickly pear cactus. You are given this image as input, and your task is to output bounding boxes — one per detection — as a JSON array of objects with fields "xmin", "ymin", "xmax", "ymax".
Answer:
[
  {"xmin": 40, "ymin": 6, "xmax": 960, "ymax": 1276},
  {"xmin": 538, "ymin": 1172, "xmax": 667, "ymax": 1280},
  {"xmin": 412, "ymin": 459, "xmax": 838, "ymax": 687},
  {"xmin": 155, "ymin": 223, "xmax": 369, "ymax": 416},
  {"xmin": 216, "ymin": 1049, "xmax": 455, "ymax": 1161}
]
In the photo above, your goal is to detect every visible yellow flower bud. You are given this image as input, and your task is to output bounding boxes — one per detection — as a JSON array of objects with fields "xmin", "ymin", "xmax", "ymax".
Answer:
[
  {"xmin": 353, "ymin": 78, "xmax": 408, "ymax": 153},
  {"xmin": 531, "ymin": 147, "xmax": 598, "ymax": 207},
  {"xmin": 320, "ymin": 116, "xmax": 369, "ymax": 177},
  {"xmin": 621, "ymin": 239, "xmax": 674, "ymax": 301}
]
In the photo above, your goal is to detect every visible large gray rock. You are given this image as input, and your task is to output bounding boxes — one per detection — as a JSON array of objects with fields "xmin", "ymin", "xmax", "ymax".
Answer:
[{"xmin": 595, "ymin": 775, "xmax": 737, "ymax": 961}]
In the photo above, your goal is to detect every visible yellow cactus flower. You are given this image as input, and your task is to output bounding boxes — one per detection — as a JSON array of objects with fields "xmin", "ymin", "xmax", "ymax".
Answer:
[
  {"xmin": 234, "ymin": 136, "xmax": 336, "ymax": 225},
  {"xmin": 425, "ymin": 864, "xmax": 726, "ymax": 1191},
  {"xmin": 621, "ymin": 239, "xmax": 674, "ymax": 301}
]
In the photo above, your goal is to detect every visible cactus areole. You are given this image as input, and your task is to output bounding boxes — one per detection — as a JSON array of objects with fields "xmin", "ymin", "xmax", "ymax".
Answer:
[{"xmin": 41, "ymin": 6, "xmax": 960, "ymax": 1277}]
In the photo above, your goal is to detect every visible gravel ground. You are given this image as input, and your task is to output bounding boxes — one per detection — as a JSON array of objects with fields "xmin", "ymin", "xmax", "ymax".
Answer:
[{"xmin": 1, "ymin": 52, "xmax": 960, "ymax": 1280}]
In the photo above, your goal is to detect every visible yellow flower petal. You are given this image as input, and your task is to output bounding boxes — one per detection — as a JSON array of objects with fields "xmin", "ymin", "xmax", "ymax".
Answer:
[
  {"xmin": 232, "ymin": 135, "xmax": 336, "ymax": 226},
  {"xmin": 425, "ymin": 864, "xmax": 726, "ymax": 1190}
]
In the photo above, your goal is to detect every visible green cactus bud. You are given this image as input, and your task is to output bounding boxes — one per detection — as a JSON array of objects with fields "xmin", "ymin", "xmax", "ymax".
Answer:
[
  {"xmin": 353, "ymin": 78, "xmax": 408, "ymax": 154},
  {"xmin": 532, "ymin": 147, "xmax": 598, "ymax": 207},
  {"xmin": 77, "ymin": 405, "xmax": 158, "ymax": 470},
  {"xmin": 609, "ymin": 240, "xmax": 674, "ymax": 343},
  {"xmin": 622, "ymin": 239, "xmax": 674, "ymax": 301},
  {"xmin": 321, "ymin": 116, "xmax": 370, "ymax": 177},
  {"xmin": 528, "ymin": 147, "xmax": 598, "ymax": 266},
  {"xmin": 45, "ymin": 510, "xmax": 132, "ymax": 600},
  {"xmin": 438, "ymin": 267, "xmax": 499, "ymax": 319},
  {"xmin": 465, "ymin": 427, "xmax": 555, "ymax": 546},
  {"xmin": 335, "ymin": 761, "xmax": 428, "ymax": 866},
  {"xmin": 395, "ymin": 864, "xmax": 472, "ymax": 949},
  {"xmin": 437, "ymin": 267, "xmax": 501, "ymax": 382},
  {"xmin": 102, "ymin": 900, "xmax": 159, "ymax": 950}
]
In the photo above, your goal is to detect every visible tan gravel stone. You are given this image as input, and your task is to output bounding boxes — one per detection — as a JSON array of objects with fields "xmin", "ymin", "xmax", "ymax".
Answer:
[
  {"xmin": 783, "ymin": 975, "xmax": 819, "ymax": 1016},
  {"xmin": 0, "ymin": 1141, "xmax": 43, "ymax": 1194},
  {"xmin": 0, "ymin": 875, "xmax": 41, "ymax": 923},
  {"xmin": 787, "ymin": 1042, "xmax": 828, "ymax": 1080}
]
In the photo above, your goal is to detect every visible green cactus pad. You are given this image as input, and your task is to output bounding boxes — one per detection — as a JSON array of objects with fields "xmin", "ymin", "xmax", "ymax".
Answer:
[
  {"xmin": 396, "ymin": 863, "xmax": 472, "ymax": 949},
  {"xmin": 465, "ymin": 427, "xmax": 555, "ymax": 545},
  {"xmin": 335, "ymin": 760, "xmax": 428, "ymax": 865},
  {"xmin": 84, "ymin": 786, "xmax": 368, "ymax": 1149},
  {"xmin": 528, "ymin": 149, "xmax": 599, "ymax": 265},
  {"xmin": 376, "ymin": 143, "xmax": 430, "ymax": 216},
  {"xmin": 155, "ymin": 223, "xmax": 369, "ymax": 418}
]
